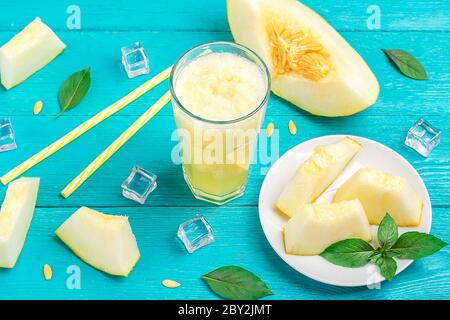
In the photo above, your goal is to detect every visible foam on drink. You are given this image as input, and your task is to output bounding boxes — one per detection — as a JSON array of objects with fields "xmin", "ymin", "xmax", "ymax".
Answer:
[{"xmin": 174, "ymin": 52, "xmax": 267, "ymax": 121}]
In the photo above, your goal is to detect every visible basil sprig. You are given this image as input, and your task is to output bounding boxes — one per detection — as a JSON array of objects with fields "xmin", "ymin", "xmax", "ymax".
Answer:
[
  {"xmin": 320, "ymin": 213, "xmax": 447, "ymax": 281},
  {"xmin": 202, "ymin": 266, "xmax": 272, "ymax": 300},
  {"xmin": 382, "ymin": 49, "xmax": 428, "ymax": 80},
  {"xmin": 320, "ymin": 239, "xmax": 375, "ymax": 268},
  {"xmin": 57, "ymin": 67, "xmax": 91, "ymax": 117}
]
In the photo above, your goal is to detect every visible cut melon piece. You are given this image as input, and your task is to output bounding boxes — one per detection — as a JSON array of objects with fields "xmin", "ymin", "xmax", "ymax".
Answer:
[
  {"xmin": 276, "ymin": 137, "xmax": 361, "ymax": 217},
  {"xmin": 334, "ymin": 168, "xmax": 423, "ymax": 226},
  {"xmin": 55, "ymin": 207, "xmax": 140, "ymax": 277},
  {"xmin": 284, "ymin": 199, "xmax": 372, "ymax": 255},
  {"xmin": 227, "ymin": 0, "xmax": 380, "ymax": 116},
  {"xmin": 0, "ymin": 177, "xmax": 40, "ymax": 268},
  {"xmin": 0, "ymin": 17, "xmax": 66, "ymax": 90}
]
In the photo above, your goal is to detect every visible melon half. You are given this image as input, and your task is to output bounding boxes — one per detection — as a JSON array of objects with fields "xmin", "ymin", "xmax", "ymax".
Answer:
[{"xmin": 227, "ymin": 0, "xmax": 380, "ymax": 116}]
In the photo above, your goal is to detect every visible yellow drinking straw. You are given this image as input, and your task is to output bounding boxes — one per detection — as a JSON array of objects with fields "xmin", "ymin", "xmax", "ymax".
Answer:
[
  {"xmin": 0, "ymin": 66, "xmax": 173, "ymax": 185},
  {"xmin": 60, "ymin": 91, "xmax": 171, "ymax": 198}
]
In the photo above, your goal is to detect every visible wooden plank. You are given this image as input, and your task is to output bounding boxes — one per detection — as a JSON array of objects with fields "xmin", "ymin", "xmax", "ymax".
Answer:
[
  {"xmin": 0, "ymin": 0, "xmax": 448, "ymax": 32},
  {"xmin": 0, "ymin": 114, "xmax": 448, "ymax": 207},
  {"xmin": 0, "ymin": 206, "xmax": 448, "ymax": 299},
  {"xmin": 0, "ymin": 31, "xmax": 448, "ymax": 118}
]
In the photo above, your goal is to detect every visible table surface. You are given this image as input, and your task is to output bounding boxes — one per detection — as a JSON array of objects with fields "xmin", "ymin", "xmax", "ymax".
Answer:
[{"xmin": 0, "ymin": 0, "xmax": 449, "ymax": 300}]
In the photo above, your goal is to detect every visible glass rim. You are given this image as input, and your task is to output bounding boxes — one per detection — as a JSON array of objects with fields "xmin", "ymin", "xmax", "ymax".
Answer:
[{"xmin": 169, "ymin": 41, "xmax": 271, "ymax": 125}]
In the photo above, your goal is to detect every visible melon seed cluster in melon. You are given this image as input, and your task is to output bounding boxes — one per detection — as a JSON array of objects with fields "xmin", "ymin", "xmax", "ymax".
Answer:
[{"xmin": 227, "ymin": 0, "xmax": 380, "ymax": 117}]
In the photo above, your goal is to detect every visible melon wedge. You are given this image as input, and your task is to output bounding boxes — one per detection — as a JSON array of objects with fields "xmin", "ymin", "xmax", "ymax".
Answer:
[
  {"xmin": 284, "ymin": 199, "xmax": 371, "ymax": 255},
  {"xmin": 334, "ymin": 168, "xmax": 423, "ymax": 226},
  {"xmin": 276, "ymin": 137, "xmax": 361, "ymax": 217},
  {"xmin": 0, "ymin": 177, "xmax": 40, "ymax": 268},
  {"xmin": 0, "ymin": 17, "xmax": 66, "ymax": 90},
  {"xmin": 227, "ymin": 0, "xmax": 379, "ymax": 116},
  {"xmin": 55, "ymin": 207, "xmax": 140, "ymax": 277}
]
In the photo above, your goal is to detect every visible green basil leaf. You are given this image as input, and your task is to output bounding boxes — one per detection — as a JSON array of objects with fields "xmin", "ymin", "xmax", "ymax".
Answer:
[
  {"xmin": 389, "ymin": 232, "xmax": 448, "ymax": 260},
  {"xmin": 320, "ymin": 239, "xmax": 375, "ymax": 268},
  {"xmin": 368, "ymin": 248, "xmax": 383, "ymax": 261},
  {"xmin": 382, "ymin": 49, "xmax": 428, "ymax": 80},
  {"xmin": 57, "ymin": 67, "xmax": 91, "ymax": 117},
  {"xmin": 202, "ymin": 266, "xmax": 273, "ymax": 300},
  {"xmin": 377, "ymin": 213, "xmax": 398, "ymax": 249},
  {"xmin": 375, "ymin": 256, "xmax": 397, "ymax": 281}
]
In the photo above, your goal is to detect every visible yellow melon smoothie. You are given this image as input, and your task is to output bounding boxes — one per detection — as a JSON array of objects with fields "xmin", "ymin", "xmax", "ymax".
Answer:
[{"xmin": 170, "ymin": 42, "xmax": 270, "ymax": 205}]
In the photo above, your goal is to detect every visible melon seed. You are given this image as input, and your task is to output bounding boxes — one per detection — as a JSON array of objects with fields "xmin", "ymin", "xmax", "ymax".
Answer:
[
  {"xmin": 288, "ymin": 120, "xmax": 297, "ymax": 135},
  {"xmin": 266, "ymin": 122, "xmax": 274, "ymax": 137},
  {"xmin": 162, "ymin": 279, "xmax": 181, "ymax": 288},
  {"xmin": 43, "ymin": 264, "xmax": 52, "ymax": 281},
  {"xmin": 33, "ymin": 100, "xmax": 43, "ymax": 115},
  {"xmin": 268, "ymin": 23, "xmax": 330, "ymax": 81}
]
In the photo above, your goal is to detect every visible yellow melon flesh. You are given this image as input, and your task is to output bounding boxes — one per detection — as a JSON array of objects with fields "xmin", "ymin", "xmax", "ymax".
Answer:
[
  {"xmin": 276, "ymin": 137, "xmax": 361, "ymax": 217},
  {"xmin": 0, "ymin": 17, "xmax": 66, "ymax": 90},
  {"xmin": 227, "ymin": 0, "xmax": 380, "ymax": 116},
  {"xmin": 55, "ymin": 207, "xmax": 140, "ymax": 277},
  {"xmin": 0, "ymin": 177, "xmax": 40, "ymax": 268},
  {"xmin": 334, "ymin": 168, "xmax": 423, "ymax": 226},
  {"xmin": 284, "ymin": 199, "xmax": 372, "ymax": 256}
]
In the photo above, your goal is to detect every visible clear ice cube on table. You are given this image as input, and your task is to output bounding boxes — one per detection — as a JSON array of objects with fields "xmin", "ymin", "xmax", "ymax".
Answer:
[
  {"xmin": 121, "ymin": 165, "xmax": 157, "ymax": 204},
  {"xmin": 0, "ymin": 118, "xmax": 17, "ymax": 153},
  {"xmin": 178, "ymin": 215, "xmax": 214, "ymax": 253},
  {"xmin": 405, "ymin": 118, "xmax": 441, "ymax": 157},
  {"xmin": 121, "ymin": 42, "xmax": 150, "ymax": 78}
]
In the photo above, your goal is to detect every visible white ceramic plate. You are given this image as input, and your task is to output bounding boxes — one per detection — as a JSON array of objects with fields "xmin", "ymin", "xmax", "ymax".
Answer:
[{"xmin": 258, "ymin": 135, "xmax": 431, "ymax": 287}]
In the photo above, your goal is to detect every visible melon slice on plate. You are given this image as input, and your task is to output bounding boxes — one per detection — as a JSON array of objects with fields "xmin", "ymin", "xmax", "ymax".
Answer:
[
  {"xmin": 0, "ymin": 177, "xmax": 40, "ymax": 268},
  {"xmin": 55, "ymin": 207, "xmax": 140, "ymax": 277},
  {"xmin": 284, "ymin": 199, "xmax": 372, "ymax": 256},
  {"xmin": 276, "ymin": 137, "xmax": 361, "ymax": 217},
  {"xmin": 0, "ymin": 17, "xmax": 66, "ymax": 90},
  {"xmin": 334, "ymin": 168, "xmax": 423, "ymax": 226},
  {"xmin": 227, "ymin": 0, "xmax": 379, "ymax": 116}
]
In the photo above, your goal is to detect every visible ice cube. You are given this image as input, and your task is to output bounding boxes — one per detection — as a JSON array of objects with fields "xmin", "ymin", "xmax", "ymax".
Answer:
[
  {"xmin": 405, "ymin": 118, "xmax": 441, "ymax": 157},
  {"xmin": 0, "ymin": 118, "xmax": 17, "ymax": 153},
  {"xmin": 177, "ymin": 215, "xmax": 214, "ymax": 253},
  {"xmin": 121, "ymin": 42, "xmax": 150, "ymax": 78},
  {"xmin": 121, "ymin": 165, "xmax": 157, "ymax": 204}
]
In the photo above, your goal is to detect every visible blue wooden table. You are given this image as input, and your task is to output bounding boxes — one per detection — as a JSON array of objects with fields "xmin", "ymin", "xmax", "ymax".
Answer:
[{"xmin": 0, "ymin": 0, "xmax": 449, "ymax": 300}]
